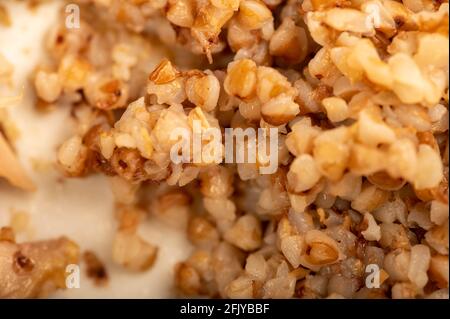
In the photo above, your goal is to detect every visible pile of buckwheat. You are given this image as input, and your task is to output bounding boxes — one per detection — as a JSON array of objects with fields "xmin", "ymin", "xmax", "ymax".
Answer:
[{"xmin": 7, "ymin": 0, "xmax": 448, "ymax": 299}]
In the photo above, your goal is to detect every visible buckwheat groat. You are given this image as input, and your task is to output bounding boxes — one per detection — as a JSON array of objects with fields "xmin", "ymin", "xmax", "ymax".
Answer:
[{"xmin": 25, "ymin": 0, "xmax": 450, "ymax": 299}]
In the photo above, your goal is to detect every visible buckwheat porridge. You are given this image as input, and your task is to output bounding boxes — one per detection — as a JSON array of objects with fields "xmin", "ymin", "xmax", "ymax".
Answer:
[{"xmin": 0, "ymin": 0, "xmax": 448, "ymax": 299}]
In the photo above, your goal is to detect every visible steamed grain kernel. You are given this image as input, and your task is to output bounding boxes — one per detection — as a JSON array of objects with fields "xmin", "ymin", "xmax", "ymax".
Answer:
[
  {"xmin": 99, "ymin": 132, "xmax": 115, "ymax": 160},
  {"xmin": 414, "ymin": 33, "xmax": 449, "ymax": 70},
  {"xmin": 261, "ymin": 94, "xmax": 300, "ymax": 125},
  {"xmin": 280, "ymin": 235, "xmax": 305, "ymax": 268},
  {"xmin": 430, "ymin": 200, "xmax": 449, "ymax": 226},
  {"xmin": 110, "ymin": 147, "xmax": 146, "ymax": 182},
  {"xmin": 428, "ymin": 255, "xmax": 449, "ymax": 288},
  {"xmin": 269, "ymin": 18, "xmax": 308, "ymax": 65},
  {"xmin": 323, "ymin": 8, "xmax": 373, "ymax": 34},
  {"xmin": 256, "ymin": 66, "xmax": 294, "ymax": 103},
  {"xmin": 287, "ymin": 154, "xmax": 321, "ymax": 193},
  {"xmin": 154, "ymin": 192, "xmax": 191, "ymax": 229},
  {"xmin": 389, "ymin": 53, "xmax": 427, "ymax": 104},
  {"xmin": 425, "ymin": 223, "xmax": 449, "ymax": 255},
  {"xmin": 34, "ymin": 71, "xmax": 62, "ymax": 103},
  {"xmin": 227, "ymin": 17, "xmax": 257, "ymax": 52},
  {"xmin": 175, "ymin": 262, "xmax": 201, "ymax": 295},
  {"xmin": 166, "ymin": 0, "xmax": 195, "ymax": 28},
  {"xmin": 326, "ymin": 172, "xmax": 362, "ymax": 201},
  {"xmin": 58, "ymin": 135, "xmax": 88, "ymax": 175},
  {"xmin": 112, "ymin": 230, "xmax": 158, "ymax": 272},
  {"xmin": 313, "ymin": 127, "xmax": 351, "ymax": 181},
  {"xmin": 149, "ymin": 59, "xmax": 179, "ymax": 84},
  {"xmin": 391, "ymin": 283, "xmax": 417, "ymax": 299},
  {"xmin": 407, "ymin": 244, "xmax": 431, "ymax": 290},
  {"xmin": 414, "ymin": 144, "xmax": 444, "ymax": 190},
  {"xmin": 380, "ymin": 223, "xmax": 411, "ymax": 250},
  {"xmin": 224, "ymin": 215, "xmax": 262, "ymax": 251},
  {"xmin": 299, "ymin": 230, "xmax": 342, "ymax": 270},
  {"xmin": 191, "ymin": 4, "xmax": 234, "ymax": 59},
  {"xmin": 357, "ymin": 109, "xmax": 396, "ymax": 146},
  {"xmin": 308, "ymin": 242, "xmax": 339, "ymax": 264},
  {"xmin": 361, "ymin": 213, "xmax": 381, "ymax": 241},
  {"xmin": 285, "ymin": 118, "xmax": 321, "ymax": 156},
  {"xmin": 349, "ymin": 144, "xmax": 386, "ymax": 176},
  {"xmin": 349, "ymin": 39, "xmax": 393, "ymax": 88},
  {"xmin": 225, "ymin": 275, "xmax": 255, "ymax": 299},
  {"xmin": 188, "ymin": 216, "xmax": 220, "ymax": 247},
  {"xmin": 386, "ymin": 138, "xmax": 418, "ymax": 182},
  {"xmin": 351, "ymin": 184, "xmax": 389, "ymax": 213},
  {"xmin": 58, "ymin": 56, "xmax": 91, "ymax": 92},
  {"xmin": 367, "ymin": 171, "xmax": 405, "ymax": 191},
  {"xmin": 85, "ymin": 76, "xmax": 129, "ymax": 110},
  {"xmin": 185, "ymin": 72, "xmax": 220, "ymax": 112}
]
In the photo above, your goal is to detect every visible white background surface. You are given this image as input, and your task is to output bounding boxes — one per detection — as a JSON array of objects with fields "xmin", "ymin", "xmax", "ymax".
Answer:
[{"xmin": 0, "ymin": 0, "xmax": 192, "ymax": 298}]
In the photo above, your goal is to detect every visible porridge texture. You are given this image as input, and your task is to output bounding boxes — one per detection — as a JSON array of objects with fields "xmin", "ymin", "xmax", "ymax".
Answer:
[{"xmin": 0, "ymin": 0, "xmax": 449, "ymax": 299}]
